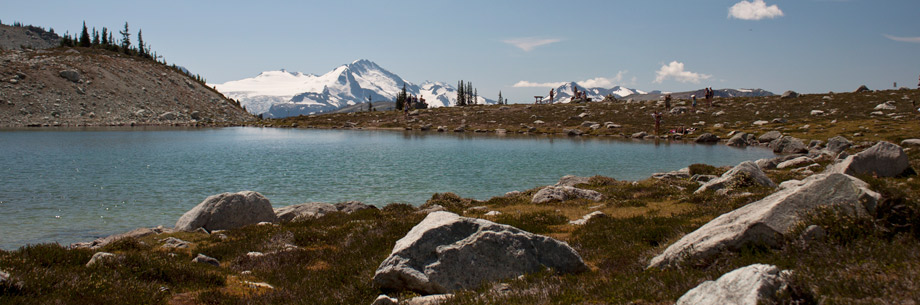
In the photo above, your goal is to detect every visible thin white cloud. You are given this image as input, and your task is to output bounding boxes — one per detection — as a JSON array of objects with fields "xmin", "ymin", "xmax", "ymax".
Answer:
[
  {"xmin": 654, "ymin": 61, "xmax": 711, "ymax": 84},
  {"xmin": 729, "ymin": 0, "xmax": 784, "ymax": 20},
  {"xmin": 884, "ymin": 34, "xmax": 920, "ymax": 43},
  {"xmin": 513, "ymin": 71, "xmax": 629, "ymax": 88},
  {"xmin": 502, "ymin": 37, "xmax": 562, "ymax": 52}
]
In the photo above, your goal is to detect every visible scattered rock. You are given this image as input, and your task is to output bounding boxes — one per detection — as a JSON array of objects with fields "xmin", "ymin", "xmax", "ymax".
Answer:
[
  {"xmin": 335, "ymin": 201, "xmax": 376, "ymax": 214},
  {"xmin": 533, "ymin": 120, "xmax": 545, "ymax": 124},
  {"xmin": 800, "ymin": 225, "xmax": 826, "ymax": 242},
  {"xmin": 161, "ymin": 237, "xmax": 191, "ymax": 249},
  {"xmin": 605, "ymin": 122, "xmax": 622, "ymax": 129},
  {"xmin": 403, "ymin": 294, "xmax": 454, "ymax": 305},
  {"xmin": 694, "ymin": 133, "xmax": 720, "ymax": 143},
  {"xmin": 695, "ymin": 161, "xmax": 776, "ymax": 194},
  {"xmin": 825, "ymin": 136, "xmax": 852, "ymax": 155},
  {"xmin": 371, "ymin": 295, "xmax": 399, "ymax": 305},
  {"xmin": 901, "ymin": 139, "xmax": 920, "ymax": 147},
  {"xmin": 504, "ymin": 191, "xmax": 521, "ymax": 197},
  {"xmin": 417, "ymin": 204, "xmax": 447, "ymax": 215},
  {"xmin": 192, "ymin": 253, "xmax": 220, "ymax": 267},
  {"xmin": 373, "ymin": 212, "xmax": 588, "ymax": 294},
  {"xmin": 436, "ymin": 126, "xmax": 447, "ymax": 132},
  {"xmin": 484, "ymin": 211, "xmax": 502, "ymax": 216},
  {"xmin": 752, "ymin": 120, "xmax": 769, "ymax": 126},
  {"xmin": 780, "ymin": 91, "xmax": 798, "ymax": 99},
  {"xmin": 776, "ymin": 156, "xmax": 813, "ymax": 169},
  {"xmin": 829, "ymin": 141, "xmax": 910, "ymax": 177},
  {"xmin": 771, "ymin": 118, "xmax": 787, "ymax": 124},
  {"xmin": 650, "ymin": 173, "xmax": 879, "ymax": 268},
  {"xmin": 73, "ymin": 226, "xmax": 174, "ymax": 249},
  {"xmin": 670, "ymin": 106, "xmax": 689, "ymax": 114},
  {"xmin": 675, "ymin": 264, "xmax": 790, "ymax": 305},
  {"xmin": 532, "ymin": 186, "xmax": 603, "ymax": 204},
  {"xmin": 175, "ymin": 191, "xmax": 278, "ymax": 231},
  {"xmin": 569, "ymin": 211, "xmax": 606, "ymax": 225},
  {"xmin": 580, "ymin": 121, "xmax": 597, "ymax": 128},
  {"xmin": 726, "ymin": 132, "xmax": 750, "ymax": 147},
  {"xmin": 631, "ymin": 131, "xmax": 648, "ymax": 138},
  {"xmin": 158, "ymin": 112, "xmax": 178, "ymax": 121},
  {"xmin": 564, "ymin": 129, "xmax": 583, "ymax": 136},
  {"xmin": 757, "ymin": 131, "xmax": 782, "ymax": 143},
  {"xmin": 810, "ymin": 110, "xmax": 824, "ymax": 116},
  {"xmin": 59, "ymin": 70, "xmax": 81, "ymax": 82},
  {"xmin": 0, "ymin": 269, "xmax": 9, "ymax": 285},
  {"xmin": 690, "ymin": 174, "xmax": 719, "ymax": 183},
  {"xmin": 854, "ymin": 85, "xmax": 870, "ymax": 93},
  {"xmin": 554, "ymin": 175, "xmax": 592, "ymax": 187},
  {"xmin": 86, "ymin": 252, "xmax": 117, "ymax": 267},
  {"xmin": 874, "ymin": 101, "xmax": 896, "ymax": 110},
  {"xmin": 769, "ymin": 136, "xmax": 808, "ymax": 154},
  {"xmin": 652, "ymin": 167, "xmax": 691, "ymax": 180}
]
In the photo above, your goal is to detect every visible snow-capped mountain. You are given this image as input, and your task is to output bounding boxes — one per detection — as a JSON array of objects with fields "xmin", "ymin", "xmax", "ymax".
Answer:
[
  {"xmin": 212, "ymin": 60, "xmax": 492, "ymax": 118},
  {"xmin": 540, "ymin": 82, "xmax": 646, "ymax": 104}
]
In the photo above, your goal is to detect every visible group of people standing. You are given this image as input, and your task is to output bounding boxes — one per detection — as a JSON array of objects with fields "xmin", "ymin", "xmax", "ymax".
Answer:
[{"xmin": 655, "ymin": 87, "xmax": 717, "ymax": 136}]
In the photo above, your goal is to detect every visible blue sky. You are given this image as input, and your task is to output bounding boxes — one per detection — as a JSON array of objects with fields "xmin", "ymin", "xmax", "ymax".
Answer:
[{"xmin": 2, "ymin": 0, "xmax": 919, "ymax": 102}]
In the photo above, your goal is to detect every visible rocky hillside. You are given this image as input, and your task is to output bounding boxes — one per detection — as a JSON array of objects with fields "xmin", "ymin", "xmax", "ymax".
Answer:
[
  {"xmin": 0, "ymin": 24, "xmax": 60, "ymax": 51},
  {"xmin": 0, "ymin": 47, "xmax": 254, "ymax": 127}
]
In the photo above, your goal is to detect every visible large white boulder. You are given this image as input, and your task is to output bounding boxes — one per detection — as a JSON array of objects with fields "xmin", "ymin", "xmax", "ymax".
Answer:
[
  {"xmin": 373, "ymin": 212, "xmax": 588, "ymax": 295},
  {"xmin": 676, "ymin": 264, "xmax": 790, "ymax": 305},
  {"xmin": 829, "ymin": 141, "xmax": 910, "ymax": 177},
  {"xmin": 695, "ymin": 161, "xmax": 776, "ymax": 194},
  {"xmin": 651, "ymin": 173, "xmax": 879, "ymax": 269},
  {"xmin": 175, "ymin": 191, "xmax": 278, "ymax": 231}
]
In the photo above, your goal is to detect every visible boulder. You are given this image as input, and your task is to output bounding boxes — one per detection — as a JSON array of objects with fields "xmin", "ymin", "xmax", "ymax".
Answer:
[
  {"xmin": 854, "ymin": 85, "xmax": 870, "ymax": 93},
  {"xmin": 652, "ymin": 167, "xmax": 691, "ymax": 180},
  {"xmin": 86, "ymin": 252, "xmax": 117, "ymax": 267},
  {"xmin": 564, "ymin": 129, "xmax": 583, "ymax": 136},
  {"xmin": 780, "ymin": 91, "xmax": 798, "ymax": 99},
  {"xmin": 769, "ymin": 136, "xmax": 808, "ymax": 154},
  {"xmin": 371, "ymin": 295, "xmax": 399, "ymax": 305},
  {"xmin": 532, "ymin": 186, "xmax": 603, "ymax": 204},
  {"xmin": 335, "ymin": 201, "xmax": 376, "ymax": 214},
  {"xmin": 192, "ymin": 253, "xmax": 220, "ymax": 267},
  {"xmin": 874, "ymin": 101, "xmax": 896, "ymax": 110},
  {"xmin": 0, "ymin": 269, "xmax": 8, "ymax": 285},
  {"xmin": 825, "ymin": 136, "xmax": 852, "ymax": 154},
  {"xmin": 373, "ymin": 212, "xmax": 588, "ymax": 294},
  {"xmin": 670, "ymin": 106, "xmax": 689, "ymax": 114},
  {"xmin": 59, "ymin": 70, "xmax": 81, "ymax": 82},
  {"xmin": 901, "ymin": 139, "xmax": 920, "ymax": 147},
  {"xmin": 776, "ymin": 156, "xmax": 813, "ymax": 169},
  {"xmin": 175, "ymin": 191, "xmax": 278, "ymax": 232},
  {"xmin": 158, "ymin": 112, "xmax": 178, "ymax": 121},
  {"xmin": 755, "ymin": 154, "xmax": 805, "ymax": 170},
  {"xmin": 810, "ymin": 110, "xmax": 824, "ymax": 116},
  {"xmin": 631, "ymin": 131, "xmax": 648, "ymax": 138},
  {"xmin": 533, "ymin": 120, "xmax": 545, "ymax": 125},
  {"xmin": 72, "ymin": 226, "xmax": 174, "ymax": 249},
  {"xmin": 569, "ymin": 211, "xmax": 606, "ymax": 225},
  {"xmin": 726, "ymin": 132, "xmax": 749, "ymax": 147},
  {"xmin": 695, "ymin": 161, "xmax": 776, "ymax": 194},
  {"xmin": 403, "ymin": 294, "xmax": 454, "ymax": 305},
  {"xmin": 757, "ymin": 131, "xmax": 782, "ymax": 143},
  {"xmin": 554, "ymin": 175, "xmax": 592, "ymax": 187},
  {"xmin": 752, "ymin": 120, "xmax": 769, "ymax": 126},
  {"xmin": 829, "ymin": 141, "xmax": 910, "ymax": 177},
  {"xmin": 676, "ymin": 264, "xmax": 789, "ymax": 305},
  {"xmin": 650, "ymin": 173, "xmax": 879, "ymax": 268},
  {"xmin": 580, "ymin": 121, "xmax": 598, "ymax": 128},
  {"xmin": 694, "ymin": 133, "xmax": 720, "ymax": 143},
  {"xmin": 161, "ymin": 237, "xmax": 191, "ymax": 249},
  {"xmin": 275, "ymin": 202, "xmax": 338, "ymax": 222}
]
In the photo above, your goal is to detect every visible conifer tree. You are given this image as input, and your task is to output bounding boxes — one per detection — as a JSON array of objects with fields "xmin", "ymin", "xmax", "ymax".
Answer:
[
  {"xmin": 79, "ymin": 21, "xmax": 91, "ymax": 47},
  {"xmin": 396, "ymin": 83, "xmax": 407, "ymax": 110},
  {"xmin": 498, "ymin": 91, "xmax": 503, "ymax": 105},
  {"xmin": 101, "ymin": 27, "xmax": 108, "ymax": 45},
  {"xmin": 137, "ymin": 29, "xmax": 145, "ymax": 57},
  {"xmin": 473, "ymin": 88, "xmax": 478, "ymax": 105},
  {"xmin": 92, "ymin": 27, "xmax": 100, "ymax": 45},
  {"xmin": 456, "ymin": 80, "xmax": 465, "ymax": 106},
  {"xmin": 119, "ymin": 22, "xmax": 131, "ymax": 53}
]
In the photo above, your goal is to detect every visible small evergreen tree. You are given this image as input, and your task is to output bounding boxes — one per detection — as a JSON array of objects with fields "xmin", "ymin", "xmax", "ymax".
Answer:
[
  {"xmin": 498, "ymin": 91, "xmax": 503, "ymax": 105},
  {"xmin": 79, "ymin": 21, "xmax": 91, "ymax": 47},
  {"xmin": 473, "ymin": 88, "xmax": 478, "ymax": 105},
  {"xmin": 92, "ymin": 27, "xmax": 100, "ymax": 45},
  {"xmin": 456, "ymin": 80, "xmax": 465, "ymax": 106},
  {"xmin": 101, "ymin": 27, "xmax": 108, "ymax": 45},
  {"xmin": 119, "ymin": 22, "xmax": 131, "ymax": 53},
  {"xmin": 396, "ymin": 84, "xmax": 407, "ymax": 110},
  {"xmin": 108, "ymin": 32, "xmax": 114, "ymax": 49},
  {"xmin": 137, "ymin": 29, "xmax": 145, "ymax": 57}
]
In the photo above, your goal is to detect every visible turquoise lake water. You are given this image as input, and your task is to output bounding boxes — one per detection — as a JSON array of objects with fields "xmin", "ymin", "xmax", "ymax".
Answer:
[{"xmin": 0, "ymin": 127, "xmax": 776, "ymax": 250}]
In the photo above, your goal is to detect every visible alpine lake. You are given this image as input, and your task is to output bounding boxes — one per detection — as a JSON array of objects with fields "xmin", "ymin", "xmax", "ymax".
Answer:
[{"xmin": 0, "ymin": 127, "xmax": 776, "ymax": 250}]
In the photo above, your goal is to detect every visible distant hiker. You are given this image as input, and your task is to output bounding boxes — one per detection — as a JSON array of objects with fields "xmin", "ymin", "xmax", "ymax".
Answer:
[
  {"xmin": 894, "ymin": 82, "xmax": 897, "ymax": 88},
  {"xmin": 691, "ymin": 95, "xmax": 697, "ymax": 108},
  {"xmin": 572, "ymin": 85, "xmax": 579, "ymax": 102},
  {"xmin": 706, "ymin": 87, "xmax": 714, "ymax": 107},
  {"xmin": 549, "ymin": 88, "xmax": 555, "ymax": 104},
  {"xmin": 664, "ymin": 94, "xmax": 672, "ymax": 110},
  {"xmin": 653, "ymin": 112, "xmax": 662, "ymax": 136}
]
